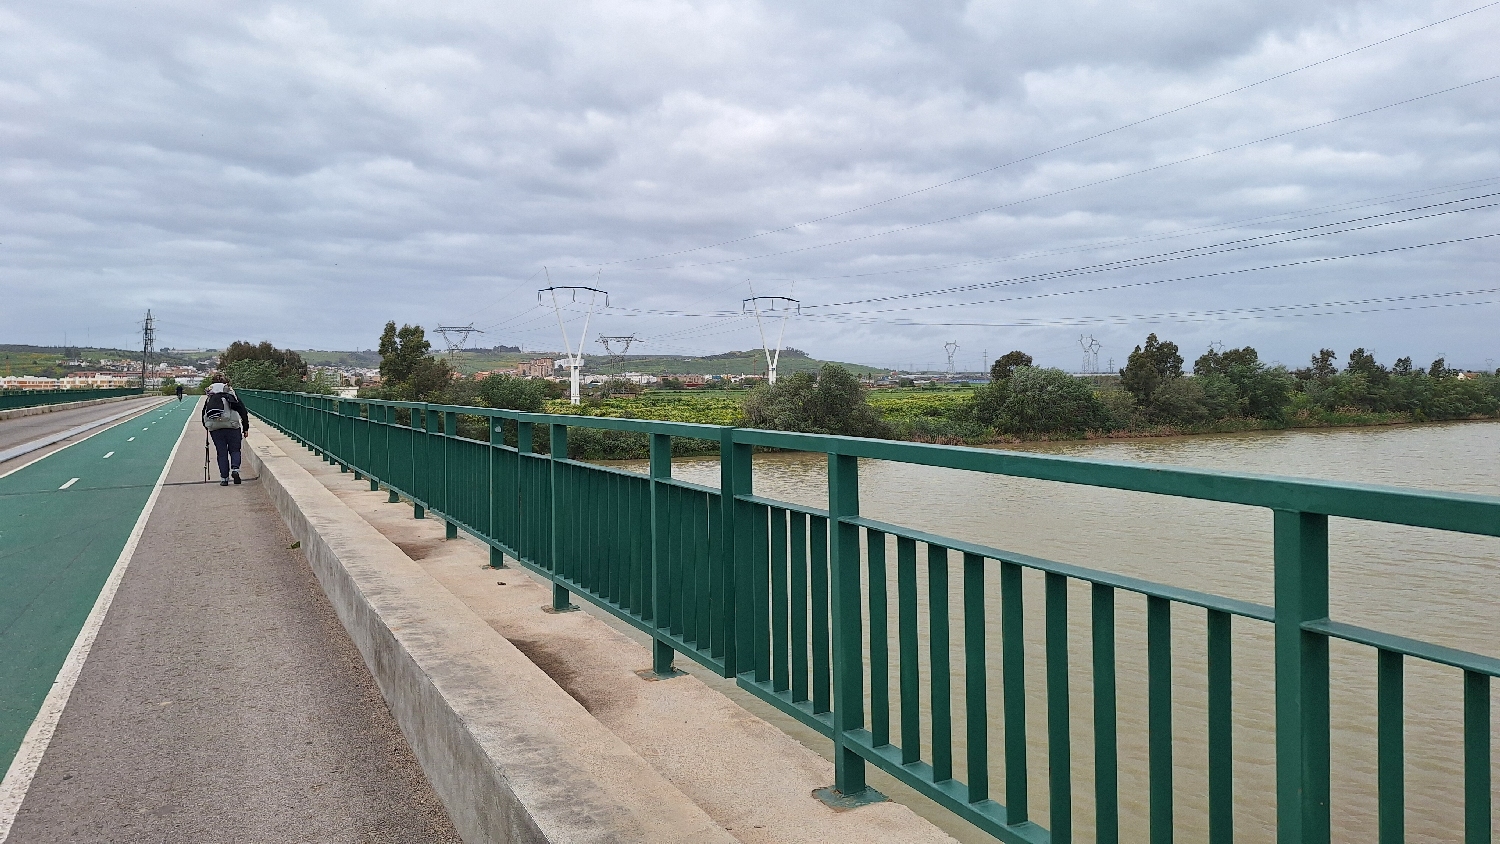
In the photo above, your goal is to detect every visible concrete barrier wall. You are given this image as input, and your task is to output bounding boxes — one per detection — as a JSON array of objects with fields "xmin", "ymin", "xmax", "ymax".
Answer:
[
  {"xmin": 247, "ymin": 434, "xmax": 735, "ymax": 844},
  {"xmin": 0, "ymin": 394, "xmax": 142, "ymax": 422}
]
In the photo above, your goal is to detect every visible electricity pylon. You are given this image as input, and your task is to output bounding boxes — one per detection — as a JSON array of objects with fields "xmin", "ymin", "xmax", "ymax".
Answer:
[
  {"xmin": 140, "ymin": 310, "xmax": 155, "ymax": 388},
  {"xmin": 435, "ymin": 324, "xmax": 484, "ymax": 359},
  {"xmin": 944, "ymin": 341, "xmax": 959, "ymax": 376},
  {"xmin": 596, "ymin": 335, "xmax": 639, "ymax": 372},
  {"xmin": 540, "ymin": 282, "xmax": 608, "ymax": 404},
  {"xmin": 1079, "ymin": 334, "xmax": 1101, "ymax": 374},
  {"xmin": 743, "ymin": 296, "xmax": 799, "ymax": 384}
]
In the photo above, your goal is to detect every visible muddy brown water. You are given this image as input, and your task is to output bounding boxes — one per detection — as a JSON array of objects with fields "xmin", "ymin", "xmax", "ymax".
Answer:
[{"xmin": 613, "ymin": 420, "xmax": 1500, "ymax": 843}]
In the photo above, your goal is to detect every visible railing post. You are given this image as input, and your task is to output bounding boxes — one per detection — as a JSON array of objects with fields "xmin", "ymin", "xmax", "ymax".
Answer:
[
  {"xmin": 649, "ymin": 432, "xmax": 677, "ymax": 676},
  {"xmin": 729, "ymin": 435, "xmax": 755, "ymax": 678},
  {"xmin": 487, "ymin": 414, "xmax": 507, "ymax": 569},
  {"xmin": 337, "ymin": 399, "xmax": 350, "ymax": 472},
  {"xmin": 827, "ymin": 451, "xmax": 869, "ymax": 798},
  {"xmin": 346, "ymin": 398, "xmax": 362, "ymax": 478},
  {"xmin": 717, "ymin": 427, "xmax": 742, "ymax": 677},
  {"xmin": 1274, "ymin": 509, "xmax": 1331, "ymax": 844},
  {"xmin": 443, "ymin": 410, "xmax": 457, "ymax": 518},
  {"xmin": 548, "ymin": 422, "xmax": 575, "ymax": 612}
]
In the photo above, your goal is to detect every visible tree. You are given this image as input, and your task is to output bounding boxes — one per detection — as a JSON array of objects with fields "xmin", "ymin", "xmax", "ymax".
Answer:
[
  {"xmin": 974, "ymin": 366, "xmax": 1107, "ymax": 435},
  {"xmin": 1306, "ymin": 349, "xmax": 1339, "ymax": 381},
  {"xmin": 475, "ymin": 374, "xmax": 550, "ymax": 412},
  {"xmin": 1346, "ymin": 348, "xmax": 1386, "ymax": 382},
  {"xmin": 1428, "ymin": 357, "xmax": 1452, "ymax": 379},
  {"xmin": 989, "ymin": 351, "xmax": 1033, "ymax": 381},
  {"xmin": 1150, "ymin": 376, "xmax": 1213, "ymax": 425},
  {"xmin": 1393, "ymin": 357, "xmax": 1414, "ymax": 376},
  {"xmin": 1194, "ymin": 346, "xmax": 1260, "ymax": 376},
  {"xmin": 218, "ymin": 341, "xmax": 309, "ymax": 381},
  {"xmin": 743, "ymin": 364, "xmax": 890, "ymax": 438},
  {"xmin": 1120, "ymin": 333, "xmax": 1183, "ymax": 404},
  {"xmin": 223, "ymin": 358, "xmax": 333, "ymax": 393},
  {"xmin": 376, "ymin": 322, "xmax": 452, "ymax": 401}
]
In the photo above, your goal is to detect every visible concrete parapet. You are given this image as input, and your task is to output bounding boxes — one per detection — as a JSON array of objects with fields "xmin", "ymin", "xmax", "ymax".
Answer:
[
  {"xmin": 0, "ymin": 393, "xmax": 142, "ymax": 422},
  {"xmin": 246, "ymin": 433, "xmax": 736, "ymax": 844}
]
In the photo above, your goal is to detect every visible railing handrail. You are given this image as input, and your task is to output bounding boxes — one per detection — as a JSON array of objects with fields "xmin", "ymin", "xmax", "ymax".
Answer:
[
  {"xmin": 255, "ymin": 390, "xmax": 1500, "ymax": 537},
  {"xmin": 239, "ymin": 388, "xmax": 1499, "ymax": 844}
]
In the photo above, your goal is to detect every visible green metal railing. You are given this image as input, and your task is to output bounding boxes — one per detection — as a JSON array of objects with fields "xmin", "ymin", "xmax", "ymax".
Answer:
[
  {"xmin": 0, "ymin": 386, "xmax": 143, "ymax": 411},
  {"xmin": 241, "ymin": 389, "xmax": 1500, "ymax": 844}
]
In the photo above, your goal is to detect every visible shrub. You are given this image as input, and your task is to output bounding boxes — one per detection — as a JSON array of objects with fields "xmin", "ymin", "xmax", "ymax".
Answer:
[
  {"xmin": 476, "ymin": 374, "xmax": 550, "ymax": 413},
  {"xmin": 1095, "ymin": 388, "xmax": 1140, "ymax": 428},
  {"xmin": 743, "ymin": 364, "xmax": 891, "ymax": 438},
  {"xmin": 1149, "ymin": 377, "xmax": 1212, "ymax": 425},
  {"xmin": 976, "ymin": 367, "xmax": 1107, "ymax": 435}
]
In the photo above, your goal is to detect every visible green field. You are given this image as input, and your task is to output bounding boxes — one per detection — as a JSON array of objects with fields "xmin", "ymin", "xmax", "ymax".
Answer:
[{"xmin": 542, "ymin": 385, "xmax": 975, "ymax": 427}]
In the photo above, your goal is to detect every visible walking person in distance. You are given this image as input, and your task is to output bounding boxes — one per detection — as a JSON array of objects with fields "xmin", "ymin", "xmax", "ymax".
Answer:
[{"xmin": 202, "ymin": 381, "xmax": 250, "ymax": 486}]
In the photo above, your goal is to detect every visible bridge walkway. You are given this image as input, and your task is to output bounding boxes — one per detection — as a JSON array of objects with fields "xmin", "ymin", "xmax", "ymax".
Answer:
[{"xmin": 2, "ymin": 405, "xmax": 460, "ymax": 843}]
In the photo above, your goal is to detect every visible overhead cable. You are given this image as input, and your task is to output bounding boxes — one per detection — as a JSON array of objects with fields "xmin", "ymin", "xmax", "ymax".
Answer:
[
  {"xmin": 565, "ymin": 1, "xmax": 1500, "ymax": 270},
  {"xmin": 634, "ymin": 74, "xmax": 1500, "ymax": 272}
]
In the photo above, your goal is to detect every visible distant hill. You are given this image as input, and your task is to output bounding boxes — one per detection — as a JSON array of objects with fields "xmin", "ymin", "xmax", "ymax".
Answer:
[
  {"xmin": 297, "ymin": 349, "xmax": 383, "ymax": 367},
  {"xmin": 350, "ymin": 347, "xmax": 886, "ymax": 377},
  {"xmin": 0, "ymin": 344, "xmax": 204, "ymax": 378}
]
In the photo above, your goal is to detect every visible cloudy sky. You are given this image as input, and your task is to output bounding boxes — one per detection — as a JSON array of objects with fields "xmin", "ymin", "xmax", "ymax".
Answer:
[{"xmin": 2, "ymin": 0, "xmax": 1497, "ymax": 371}]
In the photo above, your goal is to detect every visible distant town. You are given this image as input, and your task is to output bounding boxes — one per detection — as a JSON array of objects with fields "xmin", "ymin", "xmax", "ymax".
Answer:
[{"xmin": 0, "ymin": 343, "xmax": 991, "ymax": 397}]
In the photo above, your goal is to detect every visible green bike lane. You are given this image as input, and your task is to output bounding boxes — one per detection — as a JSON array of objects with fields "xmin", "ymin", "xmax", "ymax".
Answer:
[{"xmin": 0, "ymin": 398, "xmax": 188, "ymax": 773}]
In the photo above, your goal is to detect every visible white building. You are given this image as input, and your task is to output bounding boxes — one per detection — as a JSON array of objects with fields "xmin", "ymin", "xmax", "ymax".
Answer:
[
  {"xmin": 1, "ymin": 376, "xmax": 61, "ymax": 391},
  {"xmin": 60, "ymin": 372, "xmax": 136, "ymax": 389}
]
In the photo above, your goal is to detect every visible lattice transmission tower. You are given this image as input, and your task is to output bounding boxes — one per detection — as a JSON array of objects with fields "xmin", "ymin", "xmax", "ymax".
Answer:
[
  {"xmin": 435, "ymin": 324, "xmax": 484, "ymax": 360},
  {"xmin": 596, "ymin": 335, "xmax": 640, "ymax": 372}
]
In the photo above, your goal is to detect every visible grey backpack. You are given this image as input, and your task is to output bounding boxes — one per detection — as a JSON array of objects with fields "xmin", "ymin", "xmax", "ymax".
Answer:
[{"xmin": 204, "ymin": 392, "xmax": 242, "ymax": 431}]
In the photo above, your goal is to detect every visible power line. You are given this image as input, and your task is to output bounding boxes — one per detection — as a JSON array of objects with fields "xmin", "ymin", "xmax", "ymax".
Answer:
[
  {"xmin": 811, "ymin": 287, "xmax": 1500, "ymax": 329},
  {"xmin": 795, "ymin": 231, "xmax": 1500, "ymax": 325},
  {"xmin": 806, "ymin": 196, "xmax": 1500, "ymax": 316},
  {"xmin": 633, "ymin": 74, "xmax": 1500, "ymax": 272},
  {"xmin": 735, "ymin": 174, "xmax": 1500, "ymax": 288},
  {"xmin": 560, "ymin": 1, "xmax": 1500, "ymax": 270},
  {"xmin": 578, "ymin": 193, "xmax": 1500, "ymax": 321}
]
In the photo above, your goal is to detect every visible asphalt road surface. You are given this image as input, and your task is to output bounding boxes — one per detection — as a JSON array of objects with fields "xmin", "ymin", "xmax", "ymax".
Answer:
[
  {"xmin": 0, "ymin": 398, "xmax": 169, "ymax": 464},
  {"xmin": 2, "ymin": 402, "xmax": 460, "ymax": 843}
]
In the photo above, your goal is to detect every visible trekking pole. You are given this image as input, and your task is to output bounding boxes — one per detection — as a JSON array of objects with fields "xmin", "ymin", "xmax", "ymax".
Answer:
[{"xmin": 203, "ymin": 429, "xmax": 209, "ymax": 483}]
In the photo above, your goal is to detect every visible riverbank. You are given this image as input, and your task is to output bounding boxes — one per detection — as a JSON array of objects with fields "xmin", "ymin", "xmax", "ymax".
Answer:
[{"xmin": 530, "ymin": 385, "xmax": 1500, "ymax": 458}]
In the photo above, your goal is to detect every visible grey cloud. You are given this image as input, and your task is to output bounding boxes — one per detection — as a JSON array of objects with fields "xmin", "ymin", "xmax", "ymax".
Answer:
[{"xmin": 1, "ymin": 0, "xmax": 1496, "ymax": 371}]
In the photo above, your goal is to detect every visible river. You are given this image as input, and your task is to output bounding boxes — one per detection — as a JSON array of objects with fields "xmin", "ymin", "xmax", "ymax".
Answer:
[{"xmin": 618, "ymin": 420, "xmax": 1500, "ymax": 843}]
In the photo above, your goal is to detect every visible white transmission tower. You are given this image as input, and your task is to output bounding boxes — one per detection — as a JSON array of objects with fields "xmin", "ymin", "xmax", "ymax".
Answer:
[
  {"xmin": 540, "ymin": 281, "xmax": 608, "ymax": 405},
  {"xmin": 944, "ymin": 341, "xmax": 960, "ymax": 376},
  {"xmin": 744, "ymin": 295, "xmax": 799, "ymax": 384}
]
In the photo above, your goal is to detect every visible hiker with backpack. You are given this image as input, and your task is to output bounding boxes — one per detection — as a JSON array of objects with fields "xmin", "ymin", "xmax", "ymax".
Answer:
[{"xmin": 202, "ymin": 381, "xmax": 250, "ymax": 486}]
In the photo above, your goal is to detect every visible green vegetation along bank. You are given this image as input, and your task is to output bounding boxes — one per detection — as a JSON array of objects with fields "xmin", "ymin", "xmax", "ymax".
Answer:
[{"xmin": 216, "ymin": 326, "xmax": 1500, "ymax": 460}]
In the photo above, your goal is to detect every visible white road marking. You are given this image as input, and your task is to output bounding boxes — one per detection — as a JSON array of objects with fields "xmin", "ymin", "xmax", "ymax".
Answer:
[
  {"xmin": 102, "ymin": 452, "xmax": 114, "ymax": 459},
  {"xmin": 0, "ymin": 404, "xmax": 194, "ymax": 841},
  {"xmin": 58, "ymin": 478, "xmax": 79, "ymax": 489},
  {"xmin": 127, "ymin": 437, "xmax": 135, "ymax": 442}
]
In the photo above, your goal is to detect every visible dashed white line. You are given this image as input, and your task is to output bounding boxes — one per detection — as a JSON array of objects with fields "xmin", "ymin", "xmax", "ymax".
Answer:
[
  {"xmin": 127, "ymin": 437, "xmax": 135, "ymax": 442},
  {"xmin": 102, "ymin": 452, "xmax": 114, "ymax": 459},
  {"xmin": 0, "ymin": 406, "xmax": 193, "ymax": 840},
  {"xmin": 58, "ymin": 478, "xmax": 79, "ymax": 490}
]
